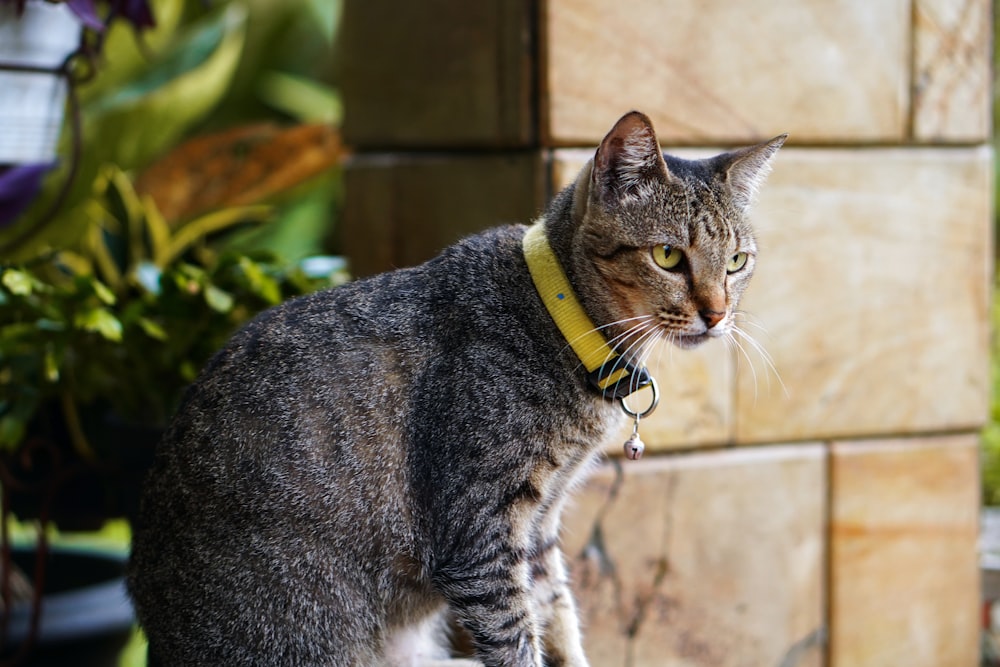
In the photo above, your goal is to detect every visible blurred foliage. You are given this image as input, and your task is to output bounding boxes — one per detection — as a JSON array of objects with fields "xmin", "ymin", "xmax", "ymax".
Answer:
[
  {"xmin": 0, "ymin": 0, "xmax": 343, "ymax": 460},
  {"xmin": 983, "ymin": 8, "xmax": 1000, "ymax": 505},
  {"xmin": 0, "ymin": 166, "xmax": 345, "ymax": 459},
  {"xmin": 0, "ymin": 0, "xmax": 340, "ymax": 263},
  {"xmin": 983, "ymin": 283, "xmax": 1000, "ymax": 504}
]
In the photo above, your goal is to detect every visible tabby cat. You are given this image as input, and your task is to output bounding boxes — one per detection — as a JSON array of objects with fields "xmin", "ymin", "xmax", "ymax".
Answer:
[{"xmin": 127, "ymin": 111, "xmax": 785, "ymax": 667}]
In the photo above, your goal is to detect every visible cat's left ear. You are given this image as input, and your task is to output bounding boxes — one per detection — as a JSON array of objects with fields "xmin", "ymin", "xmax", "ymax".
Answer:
[
  {"xmin": 716, "ymin": 134, "xmax": 788, "ymax": 212},
  {"xmin": 591, "ymin": 110, "xmax": 670, "ymax": 206}
]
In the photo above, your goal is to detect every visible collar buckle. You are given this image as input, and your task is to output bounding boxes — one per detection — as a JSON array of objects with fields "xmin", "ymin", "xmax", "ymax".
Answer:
[{"xmin": 586, "ymin": 359, "xmax": 653, "ymax": 401}]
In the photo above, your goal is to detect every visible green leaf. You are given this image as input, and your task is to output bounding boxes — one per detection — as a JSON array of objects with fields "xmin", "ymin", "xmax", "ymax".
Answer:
[
  {"xmin": 78, "ymin": 0, "xmax": 187, "ymax": 103},
  {"xmin": 238, "ymin": 257, "xmax": 282, "ymax": 304},
  {"xmin": 74, "ymin": 308, "xmax": 124, "ymax": 342},
  {"xmin": 0, "ymin": 4, "xmax": 249, "ymax": 260},
  {"xmin": 1, "ymin": 269, "xmax": 36, "ymax": 296},
  {"xmin": 0, "ymin": 415, "xmax": 27, "ymax": 450},
  {"xmin": 204, "ymin": 285, "xmax": 234, "ymax": 313},
  {"xmin": 0, "ymin": 398, "xmax": 37, "ymax": 449},
  {"xmin": 161, "ymin": 205, "xmax": 272, "ymax": 267},
  {"xmin": 256, "ymin": 71, "xmax": 341, "ymax": 123},
  {"xmin": 84, "ymin": 5, "xmax": 249, "ymax": 171},
  {"xmin": 137, "ymin": 317, "xmax": 168, "ymax": 341},
  {"xmin": 91, "ymin": 278, "xmax": 117, "ymax": 306},
  {"xmin": 43, "ymin": 346, "xmax": 60, "ymax": 383}
]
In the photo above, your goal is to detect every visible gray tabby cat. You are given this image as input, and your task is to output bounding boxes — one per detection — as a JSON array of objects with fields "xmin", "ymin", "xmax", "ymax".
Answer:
[{"xmin": 127, "ymin": 111, "xmax": 784, "ymax": 667}]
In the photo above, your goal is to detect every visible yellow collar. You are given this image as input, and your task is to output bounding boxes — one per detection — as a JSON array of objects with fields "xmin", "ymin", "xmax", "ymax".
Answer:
[{"xmin": 522, "ymin": 222, "xmax": 652, "ymax": 399}]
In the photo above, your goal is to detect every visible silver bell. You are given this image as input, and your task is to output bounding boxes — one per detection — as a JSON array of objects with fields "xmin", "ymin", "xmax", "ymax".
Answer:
[{"xmin": 623, "ymin": 433, "xmax": 645, "ymax": 460}]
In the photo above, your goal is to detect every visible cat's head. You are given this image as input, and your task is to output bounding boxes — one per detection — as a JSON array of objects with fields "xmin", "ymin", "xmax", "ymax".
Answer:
[{"xmin": 566, "ymin": 111, "xmax": 785, "ymax": 351}]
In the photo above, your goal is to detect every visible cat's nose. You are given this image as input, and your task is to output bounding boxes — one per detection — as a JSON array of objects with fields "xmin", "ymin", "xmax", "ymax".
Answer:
[{"xmin": 699, "ymin": 309, "xmax": 725, "ymax": 329}]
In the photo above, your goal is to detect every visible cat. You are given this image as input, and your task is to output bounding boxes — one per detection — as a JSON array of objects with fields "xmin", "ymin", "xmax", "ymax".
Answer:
[{"xmin": 127, "ymin": 111, "xmax": 785, "ymax": 667}]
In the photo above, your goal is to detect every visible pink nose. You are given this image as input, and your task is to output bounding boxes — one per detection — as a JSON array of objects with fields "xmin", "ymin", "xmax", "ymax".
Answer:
[{"xmin": 699, "ymin": 309, "xmax": 725, "ymax": 329}]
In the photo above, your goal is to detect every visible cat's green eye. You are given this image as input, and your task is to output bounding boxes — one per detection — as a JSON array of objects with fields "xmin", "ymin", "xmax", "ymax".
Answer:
[
  {"xmin": 727, "ymin": 252, "xmax": 749, "ymax": 273},
  {"xmin": 653, "ymin": 245, "xmax": 684, "ymax": 270}
]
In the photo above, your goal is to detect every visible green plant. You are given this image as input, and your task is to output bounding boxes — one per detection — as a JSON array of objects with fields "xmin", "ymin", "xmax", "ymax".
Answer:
[
  {"xmin": 983, "ymin": 275, "xmax": 1000, "ymax": 505},
  {"xmin": 0, "ymin": 165, "xmax": 343, "ymax": 461}
]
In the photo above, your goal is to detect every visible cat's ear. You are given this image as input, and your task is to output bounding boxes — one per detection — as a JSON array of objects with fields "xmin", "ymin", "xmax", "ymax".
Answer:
[
  {"xmin": 591, "ymin": 111, "xmax": 670, "ymax": 205},
  {"xmin": 716, "ymin": 134, "xmax": 787, "ymax": 212}
]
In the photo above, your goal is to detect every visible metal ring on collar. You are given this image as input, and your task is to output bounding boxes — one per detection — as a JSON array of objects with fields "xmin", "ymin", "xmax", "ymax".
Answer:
[{"xmin": 619, "ymin": 376, "xmax": 659, "ymax": 420}]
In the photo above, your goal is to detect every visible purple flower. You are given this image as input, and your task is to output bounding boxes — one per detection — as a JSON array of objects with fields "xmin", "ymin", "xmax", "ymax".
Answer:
[
  {"xmin": 64, "ymin": 0, "xmax": 105, "ymax": 30},
  {"xmin": 110, "ymin": 0, "xmax": 155, "ymax": 30},
  {"xmin": 0, "ymin": 163, "xmax": 54, "ymax": 228},
  {"xmin": 1, "ymin": 0, "xmax": 156, "ymax": 32}
]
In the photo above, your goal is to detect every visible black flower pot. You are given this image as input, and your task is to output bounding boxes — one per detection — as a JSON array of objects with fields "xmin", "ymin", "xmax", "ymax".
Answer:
[{"xmin": 1, "ymin": 546, "xmax": 135, "ymax": 667}]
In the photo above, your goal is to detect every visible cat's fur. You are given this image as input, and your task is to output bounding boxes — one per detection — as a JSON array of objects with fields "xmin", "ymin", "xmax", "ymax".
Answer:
[{"xmin": 127, "ymin": 111, "xmax": 784, "ymax": 667}]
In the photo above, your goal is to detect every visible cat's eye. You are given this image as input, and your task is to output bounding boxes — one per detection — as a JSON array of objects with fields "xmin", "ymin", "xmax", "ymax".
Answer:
[
  {"xmin": 727, "ymin": 252, "xmax": 749, "ymax": 273},
  {"xmin": 653, "ymin": 245, "xmax": 684, "ymax": 270}
]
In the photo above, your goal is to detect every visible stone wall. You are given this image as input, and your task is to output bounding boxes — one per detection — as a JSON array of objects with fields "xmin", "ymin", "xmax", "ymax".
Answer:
[{"xmin": 338, "ymin": 1, "xmax": 993, "ymax": 664}]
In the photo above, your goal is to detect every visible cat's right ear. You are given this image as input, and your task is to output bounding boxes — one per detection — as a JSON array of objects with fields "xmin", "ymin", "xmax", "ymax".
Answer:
[{"xmin": 591, "ymin": 111, "xmax": 670, "ymax": 207}]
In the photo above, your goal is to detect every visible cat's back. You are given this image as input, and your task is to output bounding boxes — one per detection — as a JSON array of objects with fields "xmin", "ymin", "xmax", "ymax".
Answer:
[{"xmin": 133, "ymin": 223, "xmax": 543, "ymax": 545}]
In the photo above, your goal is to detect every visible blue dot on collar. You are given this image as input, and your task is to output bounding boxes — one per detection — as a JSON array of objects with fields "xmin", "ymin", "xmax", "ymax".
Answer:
[{"xmin": 557, "ymin": 293, "xmax": 565, "ymax": 300}]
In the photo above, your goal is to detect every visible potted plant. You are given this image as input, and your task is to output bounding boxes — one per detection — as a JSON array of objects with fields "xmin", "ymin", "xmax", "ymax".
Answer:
[
  {"xmin": 0, "ymin": 2, "xmax": 340, "ymax": 661},
  {"xmin": 0, "ymin": 164, "xmax": 343, "ymax": 527},
  {"xmin": 0, "ymin": 165, "xmax": 343, "ymax": 664}
]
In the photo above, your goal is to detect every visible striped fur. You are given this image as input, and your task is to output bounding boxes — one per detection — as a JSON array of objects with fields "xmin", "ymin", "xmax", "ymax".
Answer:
[{"xmin": 127, "ymin": 112, "xmax": 783, "ymax": 666}]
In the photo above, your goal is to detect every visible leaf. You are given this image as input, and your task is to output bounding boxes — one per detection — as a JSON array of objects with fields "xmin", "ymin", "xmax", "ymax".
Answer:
[
  {"xmin": 84, "ymin": 4, "xmax": 249, "ymax": 171},
  {"xmin": 43, "ymin": 345, "xmax": 61, "ymax": 383},
  {"xmin": 256, "ymin": 72, "xmax": 341, "ymax": 123},
  {"xmin": 160, "ymin": 205, "xmax": 272, "ymax": 267},
  {"xmin": 141, "ymin": 194, "xmax": 171, "ymax": 265},
  {"xmin": 237, "ymin": 257, "xmax": 281, "ymax": 304},
  {"xmin": 74, "ymin": 307, "xmax": 124, "ymax": 342},
  {"xmin": 0, "ymin": 4, "xmax": 248, "ymax": 260},
  {"xmin": 0, "ymin": 414, "xmax": 27, "ymax": 451},
  {"xmin": 91, "ymin": 278, "xmax": 117, "ymax": 306},
  {"xmin": 137, "ymin": 317, "xmax": 168, "ymax": 341},
  {"xmin": 78, "ymin": 0, "xmax": 187, "ymax": 103},
  {"xmin": 85, "ymin": 207, "xmax": 124, "ymax": 291},
  {"xmin": 204, "ymin": 284, "xmax": 234, "ymax": 313},
  {"xmin": 107, "ymin": 166, "xmax": 149, "ymax": 272},
  {"xmin": 1, "ymin": 269, "xmax": 35, "ymax": 296}
]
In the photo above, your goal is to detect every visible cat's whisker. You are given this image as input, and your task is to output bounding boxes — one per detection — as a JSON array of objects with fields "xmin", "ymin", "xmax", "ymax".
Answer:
[
  {"xmin": 559, "ymin": 316, "xmax": 657, "ymax": 375},
  {"xmin": 620, "ymin": 326, "xmax": 664, "ymax": 395},
  {"xmin": 730, "ymin": 324, "xmax": 788, "ymax": 399},
  {"xmin": 726, "ymin": 329, "xmax": 760, "ymax": 402},
  {"xmin": 732, "ymin": 310, "xmax": 772, "ymax": 336},
  {"xmin": 598, "ymin": 321, "xmax": 659, "ymax": 400}
]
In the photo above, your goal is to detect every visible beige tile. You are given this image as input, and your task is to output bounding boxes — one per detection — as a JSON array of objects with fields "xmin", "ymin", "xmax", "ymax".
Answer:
[
  {"xmin": 829, "ymin": 436, "xmax": 980, "ymax": 667},
  {"xmin": 542, "ymin": 0, "xmax": 909, "ymax": 145},
  {"xmin": 563, "ymin": 445, "xmax": 826, "ymax": 666},
  {"xmin": 913, "ymin": 0, "xmax": 992, "ymax": 142},
  {"xmin": 735, "ymin": 147, "xmax": 993, "ymax": 442}
]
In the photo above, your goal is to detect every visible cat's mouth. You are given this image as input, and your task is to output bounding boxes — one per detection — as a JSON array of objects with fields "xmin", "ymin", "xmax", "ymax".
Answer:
[
  {"xmin": 672, "ymin": 326, "xmax": 727, "ymax": 349},
  {"xmin": 672, "ymin": 333, "xmax": 710, "ymax": 349}
]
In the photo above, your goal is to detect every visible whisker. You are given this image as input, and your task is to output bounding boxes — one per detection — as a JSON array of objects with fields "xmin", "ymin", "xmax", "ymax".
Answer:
[
  {"xmin": 620, "ymin": 326, "xmax": 664, "ymax": 395},
  {"xmin": 557, "ymin": 316, "xmax": 655, "ymax": 375},
  {"xmin": 732, "ymin": 310, "xmax": 772, "ymax": 336},
  {"xmin": 559, "ymin": 315, "xmax": 657, "ymax": 369},
  {"xmin": 599, "ymin": 322, "xmax": 660, "ymax": 399},
  {"xmin": 730, "ymin": 325, "xmax": 788, "ymax": 398},
  {"xmin": 726, "ymin": 329, "xmax": 760, "ymax": 402}
]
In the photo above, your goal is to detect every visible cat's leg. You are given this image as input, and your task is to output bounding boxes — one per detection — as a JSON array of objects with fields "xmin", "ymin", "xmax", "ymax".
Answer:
[
  {"xmin": 435, "ymin": 549, "xmax": 544, "ymax": 667},
  {"xmin": 531, "ymin": 508, "xmax": 589, "ymax": 667},
  {"xmin": 533, "ymin": 545, "xmax": 588, "ymax": 667}
]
